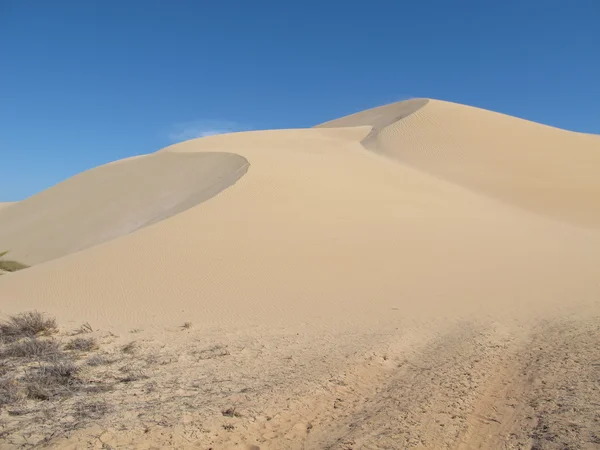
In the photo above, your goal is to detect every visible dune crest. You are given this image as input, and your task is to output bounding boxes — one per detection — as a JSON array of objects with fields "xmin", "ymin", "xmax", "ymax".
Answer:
[{"xmin": 318, "ymin": 98, "xmax": 600, "ymax": 227}]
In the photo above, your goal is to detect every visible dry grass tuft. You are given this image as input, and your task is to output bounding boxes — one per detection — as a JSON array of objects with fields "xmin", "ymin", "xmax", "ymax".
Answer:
[
  {"xmin": 73, "ymin": 399, "xmax": 110, "ymax": 421},
  {"xmin": 0, "ymin": 251, "xmax": 29, "ymax": 273},
  {"xmin": 0, "ymin": 311, "xmax": 57, "ymax": 343},
  {"xmin": 0, "ymin": 260, "xmax": 29, "ymax": 272},
  {"xmin": 221, "ymin": 407, "xmax": 242, "ymax": 418},
  {"xmin": 191, "ymin": 344, "xmax": 230, "ymax": 360},
  {"xmin": 72, "ymin": 323, "xmax": 93, "ymax": 335},
  {"xmin": 118, "ymin": 363, "xmax": 149, "ymax": 383},
  {"xmin": 65, "ymin": 337, "xmax": 98, "ymax": 352},
  {"xmin": 23, "ymin": 361, "xmax": 80, "ymax": 400},
  {"xmin": 0, "ymin": 311, "xmax": 155, "ymax": 442},
  {"xmin": 86, "ymin": 354, "xmax": 111, "ymax": 367},
  {"xmin": 0, "ymin": 377, "xmax": 21, "ymax": 406},
  {"xmin": 2, "ymin": 338, "xmax": 62, "ymax": 360},
  {"xmin": 121, "ymin": 341, "xmax": 138, "ymax": 354}
]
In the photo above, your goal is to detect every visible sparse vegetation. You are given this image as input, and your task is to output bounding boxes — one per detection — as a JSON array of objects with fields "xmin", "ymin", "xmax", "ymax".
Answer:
[
  {"xmin": 0, "ymin": 251, "xmax": 29, "ymax": 273},
  {"xmin": 65, "ymin": 337, "xmax": 98, "ymax": 352},
  {"xmin": 0, "ymin": 310, "xmax": 200, "ymax": 447},
  {"xmin": 73, "ymin": 399, "xmax": 110, "ymax": 421},
  {"xmin": 86, "ymin": 354, "xmax": 111, "ymax": 366},
  {"xmin": 221, "ymin": 407, "xmax": 241, "ymax": 418},
  {"xmin": 72, "ymin": 322, "xmax": 93, "ymax": 335},
  {"xmin": 0, "ymin": 311, "xmax": 57, "ymax": 343},
  {"xmin": 0, "ymin": 376, "xmax": 20, "ymax": 406},
  {"xmin": 182, "ymin": 322, "xmax": 192, "ymax": 329},
  {"xmin": 2, "ymin": 338, "xmax": 61, "ymax": 359},
  {"xmin": 191, "ymin": 343, "xmax": 230, "ymax": 360},
  {"xmin": 0, "ymin": 312, "xmax": 115, "ymax": 427},
  {"xmin": 23, "ymin": 360, "xmax": 80, "ymax": 400},
  {"xmin": 121, "ymin": 341, "xmax": 137, "ymax": 354}
]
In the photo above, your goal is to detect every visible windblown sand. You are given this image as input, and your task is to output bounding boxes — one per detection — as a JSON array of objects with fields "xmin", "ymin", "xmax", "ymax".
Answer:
[{"xmin": 1, "ymin": 99, "xmax": 599, "ymax": 449}]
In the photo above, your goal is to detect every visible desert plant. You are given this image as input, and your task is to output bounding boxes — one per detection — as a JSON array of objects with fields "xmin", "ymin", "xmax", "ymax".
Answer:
[
  {"xmin": 2, "ymin": 338, "xmax": 62, "ymax": 360},
  {"xmin": 23, "ymin": 361, "xmax": 80, "ymax": 400},
  {"xmin": 222, "ymin": 407, "xmax": 242, "ymax": 417},
  {"xmin": 86, "ymin": 354, "xmax": 111, "ymax": 367},
  {"xmin": 73, "ymin": 399, "xmax": 110, "ymax": 421},
  {"xmin": 72, "ymin": 322, "xmax": 93, "ymax": 335},
  {"xmin": 191, "ymin": 344, "xmax": 230, "ymax": 360},
  {"xmin": 0, "ymin": 260, "xmax": 29, "ymax": 272},
  {"xmin": 121, "ymin": 341, "xmax": 137, "ymax": 354},
  {"xmin": 0, "ymin": 251, "xmax": 29, "ymax": 272},
  {"xmin": 118, "ymin": 363, "xmax": 148, "ymax": 383},
  {"xmin": 0, "ymin": 377, "xmax": 20, "ymax": 406},
  {"xmin": 65, "ymin": 337, "xmax": 98, "ymax": 352},
  {"xmin": 0, "ymin": 311, "xmax": 57, "ymax": 343}
]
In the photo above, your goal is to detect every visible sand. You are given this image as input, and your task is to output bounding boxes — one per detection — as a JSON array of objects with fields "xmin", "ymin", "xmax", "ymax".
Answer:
[
  {"xmin": 0, "ymin": 152, "xmax": 248, "ymax": 265},
  {"xmin": 1, "ymin": 99, "xmax": 599, "ymax": 449}
]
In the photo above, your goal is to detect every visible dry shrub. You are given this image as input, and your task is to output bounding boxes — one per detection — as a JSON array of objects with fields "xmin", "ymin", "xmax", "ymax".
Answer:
[
  {"xmin": 0, "ymin": 377, "xmax": 20, "ymax": 406},
  {"xmin": 23, "ymin": 361, "xmax": 80, "ymax": 400},
  {"xmin": 73, "ymin": 399, "xmax": 110, "ymax": 421},
  {"xmin": 86, "ymin": 354, "xmax": 111, "ymax": 367},
  {"xmin": 0, "ymin": 312, "xmax": 57, "ymax": 343},
  {"xmin": 65, "ymin": 337, "xmax": 98, "ymax": 352},
  {"xmin": 121, "ymin": 341, "xmax": 137, "ymax": 354},
  {"xmin": 2, "ymin": 338, "xmax": 62, "ymax": 360},
  {"xmin": 0, "ymin": 260, "xmax": 29, "ymax": 272}
]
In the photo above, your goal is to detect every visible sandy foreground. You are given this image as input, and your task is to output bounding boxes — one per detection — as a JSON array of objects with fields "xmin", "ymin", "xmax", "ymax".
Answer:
[{"xmin": 0, "ymin": 99, "xmax": 599, "ymax": 449}]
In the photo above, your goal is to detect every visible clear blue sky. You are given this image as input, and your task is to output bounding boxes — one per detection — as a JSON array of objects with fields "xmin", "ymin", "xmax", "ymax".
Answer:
[{"xmin": 1, "ymin": 1, "xmax": 599, "ymax": 201}]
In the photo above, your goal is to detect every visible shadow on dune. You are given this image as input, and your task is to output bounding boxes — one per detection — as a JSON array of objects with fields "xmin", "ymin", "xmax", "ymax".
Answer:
[
  {"xmin": 315, "ymin": 98, "xmax": 429, "ymax": 149},
  {"xmin": 0, "ymin": 152, "xmax": 249, "ymax": 265}
]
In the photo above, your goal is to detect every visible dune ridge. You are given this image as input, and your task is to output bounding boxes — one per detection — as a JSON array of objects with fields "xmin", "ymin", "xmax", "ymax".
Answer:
[
  {"xmin": 0, "ymin": 151, "xmax": 248, "ymax": 265},
  {"xmin": 318, "ymin": 99, "xmax": 600, "ymax": 227}
]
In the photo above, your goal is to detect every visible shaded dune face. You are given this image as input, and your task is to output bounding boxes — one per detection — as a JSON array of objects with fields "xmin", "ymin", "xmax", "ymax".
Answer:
[
  {"xmin": 318, "ymin": 99, "xmax": 600, "ymax": 228},
  {"xmin": 315, "ymin": 98, "xmax": 429, "ymax": 149},
  {"xmin": 0, "ymin": 152, "xmax": 248, "ymax": 265}
]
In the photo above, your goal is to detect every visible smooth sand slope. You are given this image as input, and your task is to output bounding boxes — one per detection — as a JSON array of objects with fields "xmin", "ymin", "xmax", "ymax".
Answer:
[
  {"xmin": 318, "ymin": 99, "xmax": 600, "ymax": 228},
  {"xmin": 0, "ymin": 152, "xmax": 248, "ymax": 265},
  {"xmin": 1, "ymin": 99, "xmax": 600, "ymax": 449}
]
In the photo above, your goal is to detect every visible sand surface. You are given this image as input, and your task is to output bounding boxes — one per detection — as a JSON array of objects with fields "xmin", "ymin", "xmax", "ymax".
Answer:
[
  {"xmin": 1, "ymin": 99, "xmax": 599, "ymax": 449},
  {"xmin": 0, "ymin": 152, "xmax": 248, "ymax": 265}
]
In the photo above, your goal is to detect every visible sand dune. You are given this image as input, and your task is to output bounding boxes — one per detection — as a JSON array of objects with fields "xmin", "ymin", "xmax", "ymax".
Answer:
[
  {"xmin": 1, "ymin": 99, "xmax": 599, "ymax": 449},
  {"xmin": 0, "ymin": 151, "xmax": 248, "ymax": 265},
  {"xmin": 315, "ymin": 98, "xmax": 428, "ymax": 148},
  {"xmin": 318, "ymin": 99, "xmax": 600, "ymax": 228}
]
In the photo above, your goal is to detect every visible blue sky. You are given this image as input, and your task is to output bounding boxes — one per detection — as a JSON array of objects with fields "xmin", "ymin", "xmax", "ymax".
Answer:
[{"xmin": 1, "ymin": 1, "xmax": 599, "ymax": 201}]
